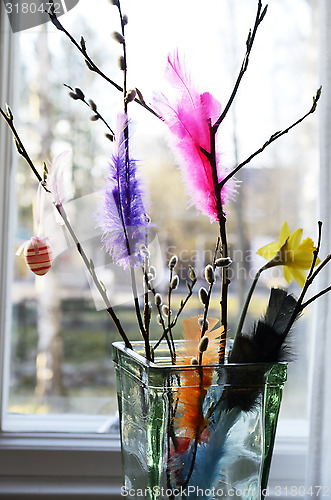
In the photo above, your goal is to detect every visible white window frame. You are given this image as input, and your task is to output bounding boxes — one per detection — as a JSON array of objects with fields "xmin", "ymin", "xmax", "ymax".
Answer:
[
  {"xmin": 0, "ymin": 3, "xmax": 309, "ymax": 498},
  {"xmin": 0, "ymin": 6, "xmax": 123, "ymax": 499}
]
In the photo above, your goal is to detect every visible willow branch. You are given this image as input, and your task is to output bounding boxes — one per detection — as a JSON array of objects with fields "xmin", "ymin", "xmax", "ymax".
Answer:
[
  {"xmin": 166, "ymin": 268, "xmax": 177, "ymax": 358},
  {"xmin": 58, "ymin": 207, "xmax": 131, "ymax": 347},
  {"xmin": 112, "ymin": 0, "xmax": 151, "ymax": 360},
  {"xmin": 1, "ymin": 105, "xmax": 131, "ymax": 348},
  {"xmin": 301, "ymin": 286, "xmax": 331, "ymax": 310},
  {"xmin": 202, "ymin": 123, "xmax": 229, "ymax": 358},
  {"xmin": 47, "ymin": 0, "xmax": 161, "ymax": 120},
  {"xmin": 169, "ymin": 284, "xmax": 195, "ymax": 329},
  {"xmin": 143, "ymin": 260, "xmax": 151, "ymax": 341},
  {"xmin": 213, "ymin": 0, "xmax": 268, "ymax": 131},
  {"xmin": 150, "ymin": 270, "xmax": 197, "ymax": 353},
  {"xmin": 0, "ymin": 106, "xmax": 45, "ymax": 186},
  {"xmin": 283, "ymin": 222, "xmax": 327, "ymax": 337},
  {"xmin": 307, "ymin": 220, "xmax": 323, "ymax": 280},
  {"xmin": 64, "ymin": 84, "xmax": 115, "ymax": 138},
  {"xmin": 200, "ymin": 239, "xmax": 221, "ymax": 339},
  {"xmin": 219, "ymin": 87, "xmax": 322, "ymax": 188},
  {"xmin": 143, "ymin": 270, "xmax": 175, "ymax": 362}
]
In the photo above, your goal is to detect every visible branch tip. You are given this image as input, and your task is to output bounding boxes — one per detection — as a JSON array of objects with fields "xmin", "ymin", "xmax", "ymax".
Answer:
[
  {"xmin": 80, "ymin": 36, "xmax": 86, "ymax": 52},
  {"xmin": 311, "ymin": 86, "xmax": 322, "ymax": 112},
  {"xmin": 259, "ymin": 5, "xmax": 268, "ymax": 24},
  {"xmin": 6, "ymin": 104, "xmax": 13, "ymax": 121}
]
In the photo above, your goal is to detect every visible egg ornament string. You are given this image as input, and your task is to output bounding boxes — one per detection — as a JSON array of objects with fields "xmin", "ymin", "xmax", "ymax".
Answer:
[{"xmin": 17, "ymin": 180, "xmax": 53, "ymax": 277}]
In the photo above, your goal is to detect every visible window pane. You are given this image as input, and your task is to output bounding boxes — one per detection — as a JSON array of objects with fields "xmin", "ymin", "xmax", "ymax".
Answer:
[{"xmin": 5, "ymin": 0, "xmax": 318, "ymax": 431}]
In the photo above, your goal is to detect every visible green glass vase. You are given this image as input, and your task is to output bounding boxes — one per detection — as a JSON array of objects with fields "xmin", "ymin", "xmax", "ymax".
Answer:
[{"xmin": 113, "ymin": 341, "xmax": 287, "ymax": 500}]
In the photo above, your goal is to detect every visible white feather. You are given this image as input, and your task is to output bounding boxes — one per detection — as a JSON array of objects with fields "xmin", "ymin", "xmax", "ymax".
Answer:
[{"xmin": 48, "ymin": 150, "xmax": 74, "ymax": 206}]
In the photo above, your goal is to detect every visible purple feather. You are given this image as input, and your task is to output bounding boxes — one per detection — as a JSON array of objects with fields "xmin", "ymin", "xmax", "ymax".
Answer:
[{"xmin": 97, "ymin": 114, "xmax": 149, "ymax": 269}]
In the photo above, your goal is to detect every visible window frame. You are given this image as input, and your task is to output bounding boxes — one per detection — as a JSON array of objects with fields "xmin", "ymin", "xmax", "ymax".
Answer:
[
  {"xmin": 0, "ymin": 3, "xmax": 309, "ymax": 497},
  {"xmin": 0, "ymin": 0, "xmax": 14, "ymax": 429},
  {"xmin": 0, "ymin": 10, "xmax": 122, "ymax": 499}
]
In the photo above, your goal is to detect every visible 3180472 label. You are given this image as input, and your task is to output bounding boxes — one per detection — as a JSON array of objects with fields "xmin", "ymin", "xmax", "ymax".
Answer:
[{"xmin": 3, "ymin": 0, "xmax": 80, "ymax": 33}]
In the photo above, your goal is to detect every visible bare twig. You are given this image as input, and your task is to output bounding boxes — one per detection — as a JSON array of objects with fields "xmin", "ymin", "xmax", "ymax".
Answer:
[
  {"xmin": 301, "ymin": 285, "xmax": 331, "ymax": 310},
  {"xmin": 143, "ymin": 270, "xmax": 175, "ymax": 362},
  {"xmin": 202, "ymin": 142, "xmax": 228, "ymax": 353},
  {"xmin": 1, "ymin": 105, "xmax": 132, "ymax": 348},
  {"xmin": 0, "ymin": 106, "xmax": 46, "ymax": 186},
  {"xmin": 47, "ymin": 0, "xmax": 161, "ymax": 120},
  {"xmin": 167, "ymin": 267, "xmax": 177, "ymax": 358},
  {"xmin": 219, "ymin": 87, "xmax": 322, "ymax": 189},
  {"xmin": 213, "ymin": 0, "xmax": 268, "ymax": 131},
  {"xmin": 171, "ymin": 268, "xmax": 197, "ymax": 327},
  {"xmin": 200, "ymin": 239, "xmax": 221, "ymax": 340},
  {"xmin": 64, "ymin": 84, "xmax": 115, "ymax": 138},
  {"xmin": 142, "ymin": 258, "xmax": 151, "ymax": 341},
  {"xmin": 150, "ymin": 267, "xmax": 197, "ymax": 353},
  {"xmin": 201, "ymin": 123, "xmax": 229, "ymax": 354},
  {"xmin": 283, "ymin": 222, "xmax": 327, "ymax": 337},
  {"xmin": 307, "ymin": 220, "xmax": 323, "ymax": 280},
  {"xmin": 111, "ymin": 0, "xmax": 151, "ymax": 360}
]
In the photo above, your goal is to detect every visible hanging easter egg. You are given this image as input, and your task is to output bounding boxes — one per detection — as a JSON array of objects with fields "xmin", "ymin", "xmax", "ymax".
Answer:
[{"xmin": 23, "ymin": 237, "xmax": 53, "ymax": 276}]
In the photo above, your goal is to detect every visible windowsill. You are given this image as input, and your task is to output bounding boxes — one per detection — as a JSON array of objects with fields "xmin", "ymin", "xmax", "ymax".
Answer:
[
  {"xmin": 2, "ymin": 412, "xmax": 120, "ymax": 433},
  {"xmin": 0, "ymin": 480, "xmax": 122, "ymax": 499},
  {"xmin": 275, "ymin": 418, "xmax": 309, "ymax": 441},
  {"xmin": 0, "ymin": 417, "xmax": 308, "ymax": 498},
  {"xmin": 0, "ymin": 427, "xmax": 123, "ymax": 498}
]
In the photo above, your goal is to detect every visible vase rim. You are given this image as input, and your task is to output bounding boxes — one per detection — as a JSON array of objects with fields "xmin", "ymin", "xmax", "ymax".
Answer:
[{"xmin": 112, "ymin": 340, "xmax": 288, "ymax": 370}]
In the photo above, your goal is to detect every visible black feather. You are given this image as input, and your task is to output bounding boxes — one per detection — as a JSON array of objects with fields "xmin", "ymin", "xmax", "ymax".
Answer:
[
  {"xmin": 230, "ymin": 288, "xmax": 298, "ymax": 364},
  {"xmin": 226, "ymin": 288, "xmax": 297, "ymax": 411}
]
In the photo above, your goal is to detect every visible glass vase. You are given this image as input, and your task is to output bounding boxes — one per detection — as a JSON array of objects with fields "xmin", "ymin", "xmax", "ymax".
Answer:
[{"xmin": 113, "ymin": 340, "xmax": 287, "ymax": 500}]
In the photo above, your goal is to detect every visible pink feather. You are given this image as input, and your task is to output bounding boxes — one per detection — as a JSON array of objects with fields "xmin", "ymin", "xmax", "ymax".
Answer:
[{"xmin": 156, "ymin": 52, "xmax": 235, "ymax": 221}]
